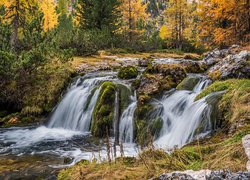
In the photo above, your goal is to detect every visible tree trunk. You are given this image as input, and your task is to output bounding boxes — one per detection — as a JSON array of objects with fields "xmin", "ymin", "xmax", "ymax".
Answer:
[{"xmin": 11, "ymin": 0, "xmax": 20, "ymax": 50}]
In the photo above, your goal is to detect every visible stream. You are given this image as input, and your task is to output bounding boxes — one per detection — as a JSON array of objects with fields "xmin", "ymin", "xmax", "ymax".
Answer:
[{"xmin": 0, "ymin": 59, "xmax": 220, "ymax": 179}]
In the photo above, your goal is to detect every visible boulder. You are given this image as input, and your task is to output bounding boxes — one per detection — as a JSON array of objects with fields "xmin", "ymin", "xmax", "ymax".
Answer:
[
  {"xmin": 176, "ymin": 76, "xmax": 200, "ymax": 91},
  {"xmin": 117, "ymin": 66, "xmax": 138, "ymax": 79},
  {"xmin": 91, "ymin": 82, "xmax": 116, "ymax": 137},
  {"xmin": 138, "ymin": 58, "xmax": 152, "ymax": 67},
  {"xmin": 138, "ymin": 64, "xmax": 186, "ymax": 100},
  {"xmin": 207, "ymin": 50, "xmax": 250, "ymax": 80}
]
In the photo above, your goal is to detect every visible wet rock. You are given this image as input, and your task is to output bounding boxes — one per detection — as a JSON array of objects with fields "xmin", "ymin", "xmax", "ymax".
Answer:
[
  {"xmin": 155, "ymin": 170, "xmax": 250, "ymax": 180},
  {"xmin": 207, "ymin": 50, "xmax": 250, "ymax": 80},
  {"xmin": 91, "ymin": 82, "xmax": 116, "ymax": 137},
  {"xmin": 203, "ymin": 48, "xmax": 229, "ymax": 66},
  {"xmin": 117, "ymin": 66, "xmax": 138, "ymax": 79},
  {"xmin": 138, "ymin": 64, "xmax": 186, "ymax": 98},
  {"xmin": 138, "ymin": 58, "xmax": 152, "ymax": 67},
  {"xmin": 63, "ymin": 157, "xmax": 73, "ymax": 164},
  {"xmin": 176, "ymin": 76, "xmax": 200, "ymax": 91},
  {"xmin": 242, "ymin": 134, "xmax": 250, "ymax": 171},
  {"xmin": 179, "ymin": 60, "xmax": 205, "ymax": 73}
]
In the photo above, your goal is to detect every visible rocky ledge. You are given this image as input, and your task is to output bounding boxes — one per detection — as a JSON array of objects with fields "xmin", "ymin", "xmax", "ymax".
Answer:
[
  {"xmin": 156, "ymin": 170, "xmax": 250, "ymax": 180},
  {"xmin": 155, "ymin": 134, "xmax": 250, "ymax": 180}
]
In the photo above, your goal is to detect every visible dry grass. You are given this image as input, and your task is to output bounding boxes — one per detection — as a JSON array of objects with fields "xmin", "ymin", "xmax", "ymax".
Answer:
[{"xmin": 58, "ymin": 127, "xmax": 249, "ymax": 180}]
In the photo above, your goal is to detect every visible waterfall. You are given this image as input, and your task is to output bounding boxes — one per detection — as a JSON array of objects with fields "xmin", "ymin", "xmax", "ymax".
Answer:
[
  {"xmin": 48, "ymin": 74, "xmax": 114, "ymax": 132},
  {"xmin": 154, "ymin": 77, "xmax": 212, "ymax": 149},
  {"xmin": 119, "ymin": 93, "xmax": 137, "ymax": 143}
]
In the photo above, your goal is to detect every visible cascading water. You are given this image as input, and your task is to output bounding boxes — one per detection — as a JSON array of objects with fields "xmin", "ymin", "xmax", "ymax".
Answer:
[
  {"xmin": 48, "ymin": 74, "xmax": 115, "ymax": 131},
  {"xmin": 154, "ymin": 76, "xmax": 212, "ymax": 149},
  {"xmin": 0, "ymin": 70, "xmax": 224, "ymax": 179},
  {"xmin": 119, "ymin": 92, "xmax": 137, "ymax": 143}
]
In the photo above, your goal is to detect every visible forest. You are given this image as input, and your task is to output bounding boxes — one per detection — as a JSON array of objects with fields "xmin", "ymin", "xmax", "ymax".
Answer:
[{"xmin": 0, "ymin": 0, "xmax": 249, "ymax": 179}]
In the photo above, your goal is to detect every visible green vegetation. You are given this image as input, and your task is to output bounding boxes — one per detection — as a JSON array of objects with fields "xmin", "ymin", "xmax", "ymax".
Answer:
[
  {"xmin": 117, "ymin": 66, "xmax": 138, "ymax": 79},
  {"xmin": 91, "ymin": 82, "xmax": 117, "ymax": 137},
  {"xmin": 196, "ymin": 79, "xmax": 250, "ymax": 127}
]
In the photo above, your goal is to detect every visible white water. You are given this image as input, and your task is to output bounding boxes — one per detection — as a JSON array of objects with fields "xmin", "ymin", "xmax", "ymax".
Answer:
[
  {"xmin": 119, "ymin": 93, "xmax": 137, "ymax": 143},
  {"xmin": 48, "ymin": 74, "xmax": 114, "ymax": 132},
  {"xmin": 154, "ymin": 77, "xmax": 212, "ymax": 149}
]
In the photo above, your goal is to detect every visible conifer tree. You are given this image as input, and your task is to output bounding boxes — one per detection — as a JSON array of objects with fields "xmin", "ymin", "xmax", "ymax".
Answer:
[{"xmin": 77, "ymin": 0, "xmax": 121, "ymax": 32}]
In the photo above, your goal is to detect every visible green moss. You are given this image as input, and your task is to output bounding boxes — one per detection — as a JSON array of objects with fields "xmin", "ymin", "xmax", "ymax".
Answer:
[
  {"xmin": 118, "ymin": 66, "xmax": 138, "ymax": 79},
  {"xmin": 134, "ymin": 103, "xmax": 156, "ymax": 146},
  {"xmin": 116, "ymin": 84, "xmax": 132, "ymax": 113},
  {"xmin": 176, "ymin": 76, "xmax": 200, "ymax": 91},
  {"xmin": 208, "ymin": 70, "xmax": 222, "ymax": 81},
  {"xmin": 196, "ymin": 79, "xmax": 250, "ymax": 128},
  {"xmin": 91, "ymin": 82, "xmax": 117, "ymax": 137}
]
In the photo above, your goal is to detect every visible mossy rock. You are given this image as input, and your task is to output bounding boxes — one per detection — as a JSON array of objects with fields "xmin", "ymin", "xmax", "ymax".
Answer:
[
  {"xmin": 91, "ymin": 82, "xmax": 117, "ymax": 137},
  {"xmin": 208, "ymin": 70, "xmax": 222, "ymax": 81},
  {"xmin": 134, "ymin": 103, "xmax": 156, "ymax": 146},
  {"xmin": 118, "ymin": 66, "xmax": 138, "ymax": 79},
  {"xmin": 195, "ymin": 79, "xmax": 250, "ymax": 132},
  {"xmin": 176, "ymin": 76, "xmax": 200, "ymax": 91},
  {"xmin": 116, "ymin": 84, "xmax": 132, "ymax": 112}
]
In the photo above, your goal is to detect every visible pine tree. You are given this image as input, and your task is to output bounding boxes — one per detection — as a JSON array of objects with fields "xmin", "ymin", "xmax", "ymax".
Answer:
[{"xmin": 77, "ymin": 0, "xmax": 121, "ymax": 32}]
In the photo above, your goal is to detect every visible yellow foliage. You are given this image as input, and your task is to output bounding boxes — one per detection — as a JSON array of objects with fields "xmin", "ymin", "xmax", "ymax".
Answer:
[
  {"xmin": 197, "ymin": 0, "xmax": 249, "ymax": 47},
  {"xmin": 119, "ymin": 0, "xmax": 148, "ymax": 32},
  {"xmin": 40, "ymin": 0, "xmax": 58, "ymax": 32},
  {"xmin": 159, "ymin": 25, "xmax": 171, "ymax": 39}
]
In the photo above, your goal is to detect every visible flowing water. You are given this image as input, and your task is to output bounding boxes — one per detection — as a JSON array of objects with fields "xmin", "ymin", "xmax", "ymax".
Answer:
[
  {"xmin": 154, "ymin": 76, "xmax": 212, "ymax": 148},
  {"xmin": 119, "ymin": 92, "xmax": 137, "ymax": 143},
  {"xmin": 0, "ymin": 70, "xmax": 222, "ymax": 178}
]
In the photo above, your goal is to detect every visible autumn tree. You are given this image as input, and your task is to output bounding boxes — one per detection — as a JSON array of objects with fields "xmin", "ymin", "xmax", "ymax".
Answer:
[
  {"xmin": 197, "ymin": 0, "xmax": 250, "ymax": 47},
  {"xmin": 161, "ymin": 0, "xmax": 190, "ymax": 50},
  {"xmin": 120, "ymin": 0, "xmax": 148, "ymax": 41},
  {"xmin": 0, "ymin": 0, "xmax": 39, "ymax": 49},
  {"xmin": 40, "ymin": 0, "xmax": 58, "ymax": 32}
]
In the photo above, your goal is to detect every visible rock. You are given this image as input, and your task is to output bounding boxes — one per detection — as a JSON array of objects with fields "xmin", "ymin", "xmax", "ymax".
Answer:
[
  {"xmin": 63, "ymin": 157, "xmax": 73, "ymax": 164},
  {"xmin": 183, "ymin": 54, "xmax": 200, "ymax": 60},
  {"xmin": 117, "ymin": 66, "xmax": 138, "ymax": 79},
  {"xmin": 138, "ymin": 58, "xmax": 152, "ymax": 67},
  {"xmin": 176, "ymin": 76, "xmax": 200, "ymax": 91},
  {"xmin": 179, "ymin": 60, "xmax": 205, "ymax": 73},
  {"xmin": 242, "ymin": 135, "xmax": 250, "ymax": 171},
  {"xmin": 203, "ymin": 48, "xmax": 229, "ymax": 66},
  {"xmin": 137, "ymin": 63, "xmax": 186, "ymax": 109},
  {"xmin": 207, "ymin": 50, "xmax": 250, "ymax": 80},
  {"xmin": 91, "ymin": 82, "xmax": 117, "ymax": 137},
  {"xmin": 155, "ymin": 170, "xmax": 250, "ymax": 180}
]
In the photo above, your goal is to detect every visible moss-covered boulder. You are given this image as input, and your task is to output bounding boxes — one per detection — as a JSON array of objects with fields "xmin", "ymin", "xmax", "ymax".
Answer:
[
  {"xmin": 176, "ymin": 76, "xmax": 200, "ymax": 91},
  {"xmin": 91, "ymin": 82, "xmax": 116, "ymax": 137},
  {"xmin": 179, "ymin": 60, "xmax": 206, "ymax": 73},
  {"xmin": 195, "ymin": 79, "xmax": 250, "ymax": 133},
  {"xmin": 118, "ymin": 66, "xmax": 138, "ymax": 79},
  {"xmin": 116, "ymin": 84, "xmax": 132, "ymax": 113},
  {"xmin": 137, "ymin": 64, "xmax": 186, "ymax": 103}
]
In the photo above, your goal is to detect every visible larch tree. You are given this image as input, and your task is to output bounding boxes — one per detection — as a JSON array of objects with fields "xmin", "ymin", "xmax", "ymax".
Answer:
[
  {"xmin": 40, "ymin": 0, "xmax": 58, "ymax": 32},
  {"xmin": 161, "ymin": 0, "xmax": 190, "ymax": 49},
  {"xmin": 0, "ymin": 0, "xmax": 39, "ymax": 49},
  {"xmin": 197, "ymin": 0, "xmax": 250, "ymax": 47},
  {"xmin": 120, "ymin": 0, "xmax": 148, "ymax": 41}
]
